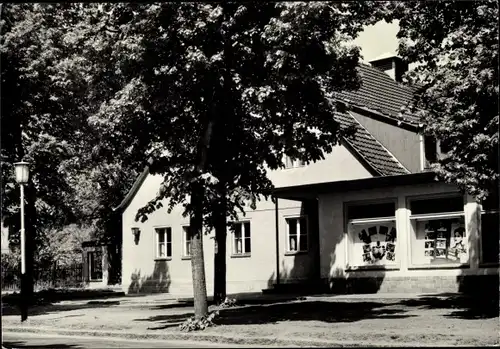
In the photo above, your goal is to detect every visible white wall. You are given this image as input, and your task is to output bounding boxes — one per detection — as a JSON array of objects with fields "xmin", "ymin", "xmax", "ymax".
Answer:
[{"xmin": 121, "ymin": 144, "xmax": 373, "ymax": 295}]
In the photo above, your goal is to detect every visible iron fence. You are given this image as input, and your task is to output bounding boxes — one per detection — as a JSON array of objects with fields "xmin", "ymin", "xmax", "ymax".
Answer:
[{"xmin": 1, "ymin": 263, "xmax": 84, "ymax": 291}]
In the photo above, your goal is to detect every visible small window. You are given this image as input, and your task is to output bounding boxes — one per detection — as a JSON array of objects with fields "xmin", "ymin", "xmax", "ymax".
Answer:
[
  {"xmin": 232, "ymin": 221, "xmax": 251, "ymax": 255},
  {"xmin": 156, "ymin": 227, "xmax": 172, "ymax": 258},
  {"xmin": 424, "ymin": 136, "xmax": 438, "ymax": 165},
  {"xmin": 182, "ymin": 226, "xmax": 192, "ymax": 257},
  {"xmin": 286, "ymin": 217, "xmax": 308, "ymax": 253},
  {"xmin": 285, "ymin": 156, "xmax": 305, "ymax": 169}
]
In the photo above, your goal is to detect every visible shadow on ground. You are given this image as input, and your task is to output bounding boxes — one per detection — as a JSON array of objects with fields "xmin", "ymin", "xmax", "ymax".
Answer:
[
  {"xmin": 138, "ymin": 299, "xmax": 414, "ymax": 330},
  {"xmin": 137, "ymin": 292, "xmax": 498, "ymax": 330},
  {"xmin": 2, "ymin": 288, "xmax": 125, "ymax": 306},
  {"xmin": 1, "ymin": 300, "xmax": 121, "ymax": 316},
  {"xmin": 2, "ymin": 341, "xmax": 82, "ymax": 349},
  {"xmin": 401, "ymin": 292, "xmax": 499, "ymax": 320}
]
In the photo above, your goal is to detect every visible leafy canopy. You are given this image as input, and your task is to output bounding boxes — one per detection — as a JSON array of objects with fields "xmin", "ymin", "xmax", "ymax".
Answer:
[{"xmin": 390, "ymin": 0, "xmax": 499, "ymax": 200}]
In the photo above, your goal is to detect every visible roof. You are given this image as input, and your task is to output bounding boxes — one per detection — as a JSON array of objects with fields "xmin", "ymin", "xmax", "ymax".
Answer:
[
  {"xmin": 273, "ymin": 172, "xmax": 439, "ymax": 200},
  {"xmin": 113, "ymin": 165, "xmax": 150, "ymax": 212},
  {"xmin": 335, "ymin": 111, "xmax": 409, "ymax": 176},
  {"xmin": 332, "ymin": 64, "xmax": 421, "ymax": 125}
]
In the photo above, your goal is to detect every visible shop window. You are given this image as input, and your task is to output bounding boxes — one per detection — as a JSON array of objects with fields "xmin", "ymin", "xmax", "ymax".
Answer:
[
  {"xmin": 481, "ymin": 191, "xmax": 499, "ymax": 264},
  {"xmin": 231, "ymin": 221, "xmax": 251, "ymax": 256},
  {"xmin": 346, "ymin": 201, "xmax": 397, "ymax": 268},
  {"xmin": 409, "ymin": 195, "xmax": 467, "ymax": 266},
  {"xmin": 286, "ymin": 217, "xmax": 308, "ymax": 253}
]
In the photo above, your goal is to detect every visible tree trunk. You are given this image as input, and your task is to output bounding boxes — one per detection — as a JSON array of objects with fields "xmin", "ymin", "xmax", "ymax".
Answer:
[
  {"xmin": 189, "ymin": 182, "xmax": 209, "ymax": 320},
  {"xmin": 188, "ymin": 118, "xmax": 215, "ymax": 320},
  {"xmin": 213, "ymin": 189, "xmax": 227, "ymax": 305}
]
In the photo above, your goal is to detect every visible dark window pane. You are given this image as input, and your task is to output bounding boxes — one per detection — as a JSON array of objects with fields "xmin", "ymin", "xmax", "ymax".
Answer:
[
  {"xmin": 244, "ymin": 222, "xmax": 251, "ymax": 238},
  {"xmin": 348, "ymin": 202, "xmax": 396, "ymax": 220},
  {"xmin": 158, "ymin": 230, "xmax": 165, "ymax": 243},
  {"xmin": 411, "ymin": 196, "xmax": 464, "ymax": 215},
  {"xmin": 233, "ymin": 223, "xmax": 242, "ymax": 239},
  {"xmin": 299, "ymin": 218, "xmax": 307, "ymax": 235},
  {"xmin": 244, "ymin": 237, "xmax": 251, "ymax": 253},
  {"xmin": 299, "ymin": 235, "xmax": 308, "ymax": 251},
  {"xmin": 186, "ymin": 241, "xmax": 191, "ymax": 256},
  {"xmin": 424, "ymin": 136, "xmax": 437, "ymax": 163},
  {"xmin": 481, "ymin": 212, "xmax": 499, "ymax": 264},
  {"xmin": 288, "ymin": 219, "xmax": 297, "ymax": 237},
  {"xmin": 289, "ymin": 236, "xmax": 297, "ymax": 251},
  {"xmin": 166, "ymin": 228, "xmax": 172, "ymax": 243},
  {"xmin": 167, "ymin": 243, "xmax": 172, "ymax": 257}
]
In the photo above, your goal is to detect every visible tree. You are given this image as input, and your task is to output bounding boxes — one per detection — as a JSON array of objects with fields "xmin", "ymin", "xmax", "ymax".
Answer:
[
  {"xmin": 0, "ymin": 4, "xmax": 139, "ymax": 313},
  {"xmin": 389, "ymin": 0, "xmax": 499, "ymax": 201},
  {"xmin": 71, "ymin": 2, "xmax": 390, "ymax": 318}
]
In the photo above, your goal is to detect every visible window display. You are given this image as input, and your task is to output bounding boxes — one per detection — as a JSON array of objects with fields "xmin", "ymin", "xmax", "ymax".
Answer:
[
  {"xmin": 351, "ymin": 222, "xmax": 397, "ymax": 266},
  {"xmin": 409, "ymin": 195, "xmax": 467, "ymax": 266},
  {"xmin": 346, "ymin": 201, "xmax": 397, "ymax": 268}
]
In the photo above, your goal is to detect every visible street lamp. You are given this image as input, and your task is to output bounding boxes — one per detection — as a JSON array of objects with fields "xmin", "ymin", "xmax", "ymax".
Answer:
[{"xmin": 14, "ymin": 161, "xmax": 29, "ymax": 321}]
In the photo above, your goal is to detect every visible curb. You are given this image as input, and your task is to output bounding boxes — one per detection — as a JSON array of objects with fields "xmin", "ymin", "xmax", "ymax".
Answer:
[{"xmin": 1, "ymin": 326, "xmax": 422, "ymax": 348}]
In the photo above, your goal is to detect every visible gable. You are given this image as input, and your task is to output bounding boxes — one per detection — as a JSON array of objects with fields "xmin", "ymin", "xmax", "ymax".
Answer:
[{"xmin": 349, "ymin": 110, "xmax": 422, "ymax": 173}]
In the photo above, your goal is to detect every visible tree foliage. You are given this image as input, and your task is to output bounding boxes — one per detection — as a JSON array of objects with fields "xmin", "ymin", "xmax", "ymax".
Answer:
[
  {"xmin": 67, "ymin": 2, "xmax": 389, "ymax": 316},
  {"xmin": 390, "ymin": 0, "xmax": 499, "ymax": 200},
  {"xmin": 1, "ymin": 4, "xmax": 139, "ymax": 257}
]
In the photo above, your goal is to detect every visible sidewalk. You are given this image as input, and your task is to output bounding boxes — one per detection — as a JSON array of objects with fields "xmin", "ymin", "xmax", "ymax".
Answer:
[{"xmin": 2, "ymin": 291, "xmax": 498, "ymax": 347}]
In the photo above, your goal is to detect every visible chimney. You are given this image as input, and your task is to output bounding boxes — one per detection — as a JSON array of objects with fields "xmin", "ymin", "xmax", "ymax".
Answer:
[{"xmin": 369, "ymin": 53, "xmax": 408, "ymax": 82}]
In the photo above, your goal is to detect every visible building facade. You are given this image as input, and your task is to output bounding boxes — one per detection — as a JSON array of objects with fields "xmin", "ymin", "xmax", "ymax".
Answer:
[{"xmin": 117, "ymin": 56, "xmax": 499, "ymax": 296}]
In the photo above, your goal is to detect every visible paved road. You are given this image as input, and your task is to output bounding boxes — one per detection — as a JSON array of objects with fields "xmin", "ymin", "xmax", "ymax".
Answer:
[{"xmin": 2, "ymin": 332, "xmax": 247, "ymax": 348}]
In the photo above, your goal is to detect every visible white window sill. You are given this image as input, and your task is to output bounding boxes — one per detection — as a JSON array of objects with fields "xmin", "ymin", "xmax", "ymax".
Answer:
[
  {"xmin": 154, "ymin": 257, "xmax": 172, "ymax": 261},
  {"xmin": 408, "ymin": 263, "xmax": 469, "ymax": 270},
  {"xmin": 346, "ymin": 265, "xmax": 399, "ymax": 272},
  {"xmin": 285, "ymin": 250, "xmax": 308, "ymax": 256},
  {"xmin": 230, "ymin": 253, "xmax": 251, "ymax": 258}
]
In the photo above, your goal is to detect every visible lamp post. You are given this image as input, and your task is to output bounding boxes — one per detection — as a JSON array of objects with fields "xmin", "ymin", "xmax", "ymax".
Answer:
[{"xmin": 14, "ymin": 161, "xmax": 29, "ymax": 321}]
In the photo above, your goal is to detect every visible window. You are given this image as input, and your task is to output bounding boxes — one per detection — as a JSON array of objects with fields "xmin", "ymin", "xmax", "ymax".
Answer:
[
  {"xmin": 182, "ymin": 226, "xmax": 192, "ymax": 258},
  {"xmin": 481, "ymin": 191, "xmax": 499, "ymax": 264},
  {"xmin": 346, "ymin": 201, "xmax": 397, "ymax": 267},
  {"xmin": 423, "ymin": 136, "xmax": 448, "ymax": 169},
  {"xmin": 286, "ymin": 217, "xmax": 308, "ymax": 253},
  {"xmin": 156, "ymin": 227, "xmax": 172, "ymax": 258},
  {"xmin": 285, "ymin": 156, "xmax": 305, "ymax": 169},
  {"xmin": 424, "ymin": 136, "xmax": 438, "ymax": 166},
  {"xmin": 232, "ymin": 221, "xmax": 251, "ymax": 255},
  {"xmin": 87, "ymin": 248, "xmax": 103, "ymax": 281},
  {"xmin": 409, "ymin": 195, "xmax": 467, "ymax": 266}
]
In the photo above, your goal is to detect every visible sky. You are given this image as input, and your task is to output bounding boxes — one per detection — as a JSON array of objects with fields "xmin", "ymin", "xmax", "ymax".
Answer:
[{"xmin": 352, "ymin": 20, "xmax": 400, "ymax": 63}]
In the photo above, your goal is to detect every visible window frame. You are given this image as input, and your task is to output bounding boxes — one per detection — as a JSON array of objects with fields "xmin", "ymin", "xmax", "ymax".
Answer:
[
  {"xmin": 407, "ymin": 193, "xmax": 468, "ymax": 269},
  {"xmin": 285, "ymin": 215, "xmax": 309, "ymax": 255},
  {"xmin": 230, "ymin": 220, "xmax": 251, "ymax": 257},
  {"xmin": 155, "ymin": 227, "xmax": 172, "ymax": 260},
  {"xmin": 181, "ymin": 225, "xmax": 192, "ymax": 259},
  {"xmin": 344, "ymin": 198, "xmax": 398, "ymax": 270}
]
